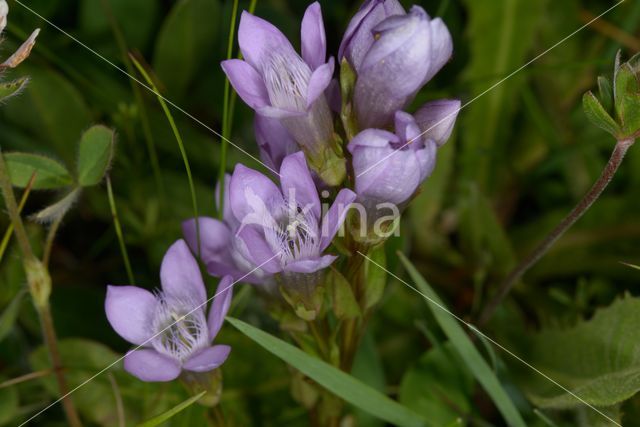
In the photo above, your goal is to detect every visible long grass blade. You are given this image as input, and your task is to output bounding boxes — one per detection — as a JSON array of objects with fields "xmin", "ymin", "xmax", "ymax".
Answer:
[
  {"xmin": 136, "ymin": 391, "xmax": 206, "ymax": 427},
  {"xmin": 106, "ymin": 176, "xmax": 135, "ymax": 284},
  {"xmin": 130, "ymin": 55, "xmax": 201, "ymax": 256}
]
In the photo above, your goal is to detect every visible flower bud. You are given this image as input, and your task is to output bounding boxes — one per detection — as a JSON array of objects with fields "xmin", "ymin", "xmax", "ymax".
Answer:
[
  {"xmin": 351, "ymin": 6, "xmax": 452, "ymax": 128},
  {"xmin": 413, "ymin": 99, "xmax": 461, "ymax": 146},
  {"xmin": 583, "ymin": 51, "xmax": 640, "ymax": 140}
]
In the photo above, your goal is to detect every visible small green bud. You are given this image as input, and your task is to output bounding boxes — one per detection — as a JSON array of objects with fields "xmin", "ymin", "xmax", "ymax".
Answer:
[
  {"xmin": 25, "ymin": 258, "xmax": 51, "ymax": 308},
  {"xmin": 585, "ymin": 51, "xmax": 640, "ymax": 140}
]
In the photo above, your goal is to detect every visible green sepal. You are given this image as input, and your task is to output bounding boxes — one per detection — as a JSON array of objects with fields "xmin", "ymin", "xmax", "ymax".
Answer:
[
  {"xmin": 329, "ymin": 268, "xmax": 361, "ymax": 320},
  {"xmin": 340, "ymin": 58, "xmax": 358, "ymax": 140},
  {"xmin": 0, "ymin": 77, "xmax": 29, "ymax": 101},
  {"xmin": 582, "ymin": 91, "xmax": 621, "ymax": 137},
  {"xmin": 597, "ymin": 76, "xmax": 614, "ymax": 113}
]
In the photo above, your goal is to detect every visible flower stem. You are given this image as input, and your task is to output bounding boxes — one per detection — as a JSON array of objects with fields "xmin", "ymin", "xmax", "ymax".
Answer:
[
  {"xmin": 0, "ymin": 151, "xmax": 83, "ymax": 427},
  {"xmin": 478, "ymin": 138, "xmax": 635, "ymax": 326}
]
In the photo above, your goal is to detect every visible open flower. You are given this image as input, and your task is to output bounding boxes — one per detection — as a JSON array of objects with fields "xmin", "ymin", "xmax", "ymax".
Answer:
[
  {"xmin": 345, "ymin": 4, "xmax": 453, "ymax": 129},
  {"xmin": 183, "ymin": 176, "xmax": 272, "ymax": 286},
  {"xmin": 105, "ymin": 240, "xmax": 233, "ymax": 382},
  {"xmin": 228, "ymin": 152, "xmax": 355, "ymax": 277},
  {"xmin": 221, "ymin": 3, "xmax": 346, "ymax": 185}
]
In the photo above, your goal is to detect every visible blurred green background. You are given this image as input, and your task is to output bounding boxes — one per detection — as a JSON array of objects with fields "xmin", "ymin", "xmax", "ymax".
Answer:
[{"xmin": 1, "ymin": 0, "xmax": 640, "ymax": 425}]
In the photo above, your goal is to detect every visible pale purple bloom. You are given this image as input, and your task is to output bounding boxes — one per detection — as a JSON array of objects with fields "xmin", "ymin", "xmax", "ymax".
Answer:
[
  {"xmin": 255, "ymin": 114, "xmax": 299, "ymax": 172},
  {"xmin": 221, "ymin": 3, "xmax": 335, "ymax": 159},
  {"xmin": 105, "ymin": 240, "xmax": 233, "ymax": 382},
  {"xmin": 413, "ymin": 99, "xmax": 461, "ymax": 146},
  {"xmin": 348, "ymin": 110, "xmax": 443, "ymax": 207},
  {"xmin": 183, "ymin": 176, "xmax": 271, "ymax": 285},
  {"xmin": 347, "ymin": 5, "xmax": 453, "ymax": 128},
  {"xmin": 227, "ymin": 152, "xmax": 355, "ymax": 277},
  {"xmin": 339, "ymin": 0, "xmax": 405, "ymax": 72},
  {"xmin": 0, "ymin": 0, "xmax": 7, "ymax": 34}
]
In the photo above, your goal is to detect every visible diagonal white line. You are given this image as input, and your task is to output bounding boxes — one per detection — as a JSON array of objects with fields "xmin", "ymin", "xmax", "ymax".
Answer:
[
  {"xmin": 12, "ymin": 0, "xmax": 280, "ymax": 177},
  {"xmin": 356, "ymin": 0, "xmax": 626, "ymax": 179},
  {"xmin": 18, "ymin": 252, "xmax": 282, "ymax": 426},
  {"xmin": 357, "ymin": 251, "xmax": 621, "ymax": 426}
]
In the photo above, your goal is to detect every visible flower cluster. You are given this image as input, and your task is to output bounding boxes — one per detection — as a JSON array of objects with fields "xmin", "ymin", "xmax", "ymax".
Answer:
[{"xmin": 105, "ymin": 0, "xmax": 460, "ymax": 384}]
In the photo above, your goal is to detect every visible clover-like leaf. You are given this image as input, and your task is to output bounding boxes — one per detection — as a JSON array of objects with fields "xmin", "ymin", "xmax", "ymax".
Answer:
[
  {"xmin": 77, "ymin": 125, "xmax": 115, "ymax": 187},
  {"xmin": 582, "ymin": 91, "xmax": 621, "ymax": 137},
  {"xmin": 4, "ymin": 152, "xmax": 73, "ymax": 189}
]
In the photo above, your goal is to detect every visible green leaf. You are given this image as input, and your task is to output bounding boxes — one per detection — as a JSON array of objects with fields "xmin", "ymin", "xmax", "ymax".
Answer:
[
  {"xmin": 460, "ymin": 0, "xmax": 547, "ymax": 191},
  {"xmin": 137, "ymin": 391, "xmax": 206, "ymax": 427},
  {"xmin": 330, "ymin": 268, "xmax": 361, "ymax": 319},
  {"xmin": 0, "ymin": 77, "xmax": 29, "ymax": 101},
  {"xmin": 227, "ymin": 317, "xmax": 426, "ymax": 427},
  {"xmin": 398, "ymin": 253, "xmax": 527, "ymax": 427},
  {"xmin": 4, "ymin": 152, "xmax": 73, "ymax": 189},
  {"xmin": 0, "ymin": 386, "xmax": 18, "ymax": 426},
  {"xmin": 523, "ymin": 296, "xmax": 640, "ymax": 409},
  {"xmin": 614, "ymin": 63, "xmax": 640, "ymax": 131},
  {"xmin": 598, "ymin": 76, "xmax": 614, "ymax": 113},
  {"xmin": 399, "ymin": 343, "xmax": 474, "ymax": 427},
  {"xmin": 152, "ymin": 0, "xmax": 220, "ymax": 99},
  {"xmin": 77, "ymin": 125, "xmax": 115, "ymax": 187},
  {"xmin": 0, "ymin": 290, "xmax": 25, "ymax": 343},
  {"xmin": 363, "ymin": 245, "xmax": 387, "ymax": 310},
  {"xmin": 582, "ymin": 91, "xmax": 621, "ymax": 137}
]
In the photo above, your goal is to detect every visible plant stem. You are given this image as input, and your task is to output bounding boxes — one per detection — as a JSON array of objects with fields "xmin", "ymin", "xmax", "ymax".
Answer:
[
  {"xmin": 42, "ymin": 214, "xmax": 63, "ymax": 268},
  {"xmin": 0, "ymin": 369, "xmax": 53, "ymax": 389},
  {"xmin": 0, "ymin": 152, "xmax": 83, "ymax": 427},
  {"xmin": 106, "ymin": 176, "xmax": 135, "ymax": 285},
  {"xmin": 217, "ymin": 0, "xmax": 240, "ymax": 219},
  {"xmin": 478, "ymin": 138, "xmax": 635, "ymax": 326}
]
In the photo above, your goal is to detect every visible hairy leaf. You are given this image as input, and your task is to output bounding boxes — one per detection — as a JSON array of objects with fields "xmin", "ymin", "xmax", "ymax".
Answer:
[
  {"xmin": 4, "ymin": 152, "xmax": 73, "ymax": 189},
  {"xmin": 77, "ymin": 125, "xmax": 115, "ymax": 187}
]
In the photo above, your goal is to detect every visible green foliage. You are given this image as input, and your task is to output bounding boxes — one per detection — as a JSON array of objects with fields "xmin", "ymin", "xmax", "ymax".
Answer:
[
  {"xmin": 227, "ymin": 317, "xmax": 426, "ymax": 427},
  {"xmin": 0, "ymin": 386, "xmax": 18, "ymax": 426},
  {"xmin": 0, "ymin": 77, "xmax": 29, "ymax": 102},
  {"xmin": 0, "ymin": 290, "xmax": 25, "ymax": 343},
  {"xmin": 329, "ymin": 268, "xmax": 360, "ymax": 319},
  {"xmin": 137, "ymin": 391, "xmax": 206, "ymax": 427},
  {"xmin": 523, "ymin": 296, "xmax": 640, "ymax": 409},
  {"xmin": 77, "ymin": 125, "xmax": 115, "ymax": 187},
  {"xmin": 398, "ymin": 253, "xmax": 527, "ymax": 427},
  {"xmin": 152, "ymin": 0, "xmax": 221, "ymax": 99},
  {"xmin": 4, "ymin": 152, "xmax": 73, "ymax": 189}
]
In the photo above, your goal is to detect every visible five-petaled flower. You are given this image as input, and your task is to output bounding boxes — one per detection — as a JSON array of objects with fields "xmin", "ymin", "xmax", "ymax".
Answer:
[{"xmin": 105, "ymin": 240, "xmax": 233, "ymax": 382}]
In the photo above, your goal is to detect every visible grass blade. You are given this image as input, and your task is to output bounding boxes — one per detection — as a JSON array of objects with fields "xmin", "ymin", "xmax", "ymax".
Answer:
[
  {"xmin": 227, "ymin": 316, "xmax": 426, "ymax": 427},
  {"xmin": 397, "ymin": 253, "xmax": 526, "ymax": 427},
  {"xmin": 106, "ymin": 176, "xmax": 135, "ymax": 285},
  {"xmin": 0, "ymin": 172, "xmax": 35, "ymax": 263},
  {"xmin": 136, "ymin": 390, "xmax": 206, "ymax": 427},
  {"xmin": 130, "ymin": 55, "xmax": 201, "ymax": 255}
]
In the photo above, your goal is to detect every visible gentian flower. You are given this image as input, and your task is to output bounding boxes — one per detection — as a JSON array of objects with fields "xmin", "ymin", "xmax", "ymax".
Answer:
[
  {"xmin": 221, "ymin": 3, "xmax": 346, "ymax": 185},
  {"xmin": 343, "ymin": 4, "xmax": 453, "ymax": 129},
  {"xmin": 105, "ymin": 240, "xmax": 233, "ymax": 382},
  {"xmin": 0, "ymin": 0, "xmax": 7, "ymax": 34},
  {"xmin": 255, "ymin": 114, "xmax": 299, "ymax": 172},
  {"xmin": 348, "ymin": 103, "xmax": 459, "ymax": 221},
  {"xmin": 228, "ymin": 152, "xmax": 355, "ymax": 279},
  {"xmin": 183, "ymin": 176, "xmax": 272, "ymax": 286}
]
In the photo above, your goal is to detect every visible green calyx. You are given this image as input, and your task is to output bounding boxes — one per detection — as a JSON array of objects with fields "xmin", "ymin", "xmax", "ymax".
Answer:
[{"xmin": 583, "ymin": 51, "xmax": 640, "ymax": 141}]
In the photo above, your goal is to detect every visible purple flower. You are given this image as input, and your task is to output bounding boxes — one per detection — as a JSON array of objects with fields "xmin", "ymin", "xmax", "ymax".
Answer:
[
  {"xmin": 105, "ymin": 240, "xmax": 233, "ymax": 382},
  {"xmin": 255, "ymin": 114, "xmax": 299, "ymax": 172},
  {"xmin": 413, "ymin": 99, "xmax": 461, "ymax": 146},
  {"xmin": 348, "ymin": 110, "xmax": 444, "ymax": 207},
  {"xmin": 339, "ymin": 0, "xmax": 405, "ymax": 72},
  {"xmin": 347, "ymin": 5, "xmax": 453, "ymax": 129},
  {"xmin": 0, "ymin": 1, "xmax": 8, "ymax": 34},
  {"xmin": 183, "ymin": 176, "xmax": 272, "ymax": 286},
  {"xmin": 228, "ymin": 152, "xmax": 355, "ymax": 277},
  {"xmin": 221, "ymin": 3, "xmax": 339, "ymax": 173}
]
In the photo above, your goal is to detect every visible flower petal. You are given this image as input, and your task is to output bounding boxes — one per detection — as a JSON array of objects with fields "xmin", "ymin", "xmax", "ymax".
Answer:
[
  {"xmin": 105, "ymin": 285, "xmax": 156, "ymax": 345},
  {"xmin": 182, "ymin": 217, "xmax": 238, "ymax": 274},
  {"xmin": 183, "ymin": 345, "xmax": 231, "ymax": 373},
  {"xmin": 422, "ymin": 17, "xmax": 453, "ymax": 84},
  {"xmin": 320, "ymin": 188, "xmax": 356, "ymax": 250},
  {"xmin": 301, "ymin": 2, "xmax": 326, "ymax": 70},
  {"xmin": 124, "ymin": 349, "xmax": 181, "ymax": 382},
  {"xmin": 208, "ymin": 276, "xmax": 234, "ymax": 340},
  {"xmin": 255, "ymin": 114, "xmax": 299, "ymax": 172},
  {"xmin": 413, "ymin": 99, "xmax": 461, "ymax": 146},
  {"xmin": 306, "ymin": 57, "xmax": 334, "ymax": 108},
  {"xmin": 238, "ymin": 11, "xmax": 293, "ymax": 70},
  {"xmin": 230, "ymin": 164, "xmax": 283, "ymax": 222},
  {"xmin": 284, "ymin": 255, "xmax": 337, "ymax": 273},
  {"xmin": 279, "ymin": 152, "xmax": 321, "ymax": 218},
  {"xmin": 160, "ymin": 239, "xmax": 206, "ymax": 306},
  {"xmin": 394, "ymin": 111, "xmax": 422, "ymax": 144},
  {"xmin": 221, "ymin": 59, "xmax": 269, "ymax": 110},
  {"xmin": 236, "ymin": 226, "xmax": 282, "ymax": 274}
]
